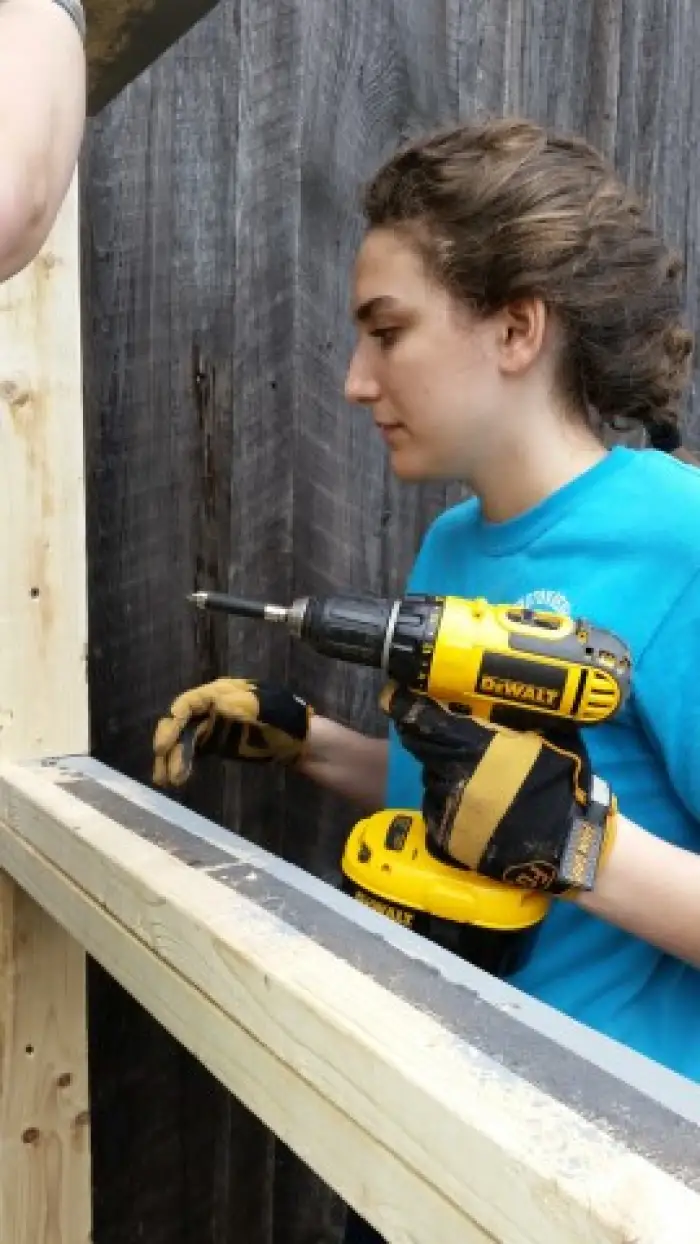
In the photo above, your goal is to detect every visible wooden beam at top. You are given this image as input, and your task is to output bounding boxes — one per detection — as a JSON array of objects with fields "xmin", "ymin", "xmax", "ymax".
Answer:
[{"xmin": 84, "ymin": 0, "xmax": 222, "ymax": 115}]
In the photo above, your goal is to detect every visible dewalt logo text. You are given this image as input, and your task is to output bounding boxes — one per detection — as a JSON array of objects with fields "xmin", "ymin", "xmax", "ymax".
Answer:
[
  {"xmin": 478, "ymin": 675, "xmax": 562, "ymax": 708},
  {"xmin": 352, "ymin": 889, "xmax": 415, "ymax": 928}
]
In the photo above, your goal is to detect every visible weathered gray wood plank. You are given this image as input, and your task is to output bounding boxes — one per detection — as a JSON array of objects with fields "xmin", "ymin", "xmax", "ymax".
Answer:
[{"xmin": 81, "ymin": 8, "xmax": 284, "ymax": 1244}]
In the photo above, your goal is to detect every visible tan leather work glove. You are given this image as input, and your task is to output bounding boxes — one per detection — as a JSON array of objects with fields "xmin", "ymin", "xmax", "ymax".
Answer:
[{"xmin": 152, "ymin": 678, "xmax": 313, "ymax": 788}]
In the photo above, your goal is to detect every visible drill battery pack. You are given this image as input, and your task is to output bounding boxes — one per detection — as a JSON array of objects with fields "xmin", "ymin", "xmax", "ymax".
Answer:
[{"xmin": 341, "ymin": 809, "xmax": 550, "ymax": 978}]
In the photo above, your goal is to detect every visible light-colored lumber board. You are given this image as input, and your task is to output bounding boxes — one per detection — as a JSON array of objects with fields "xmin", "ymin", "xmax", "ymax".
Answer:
[
  {"xmin": 0, "ymin": 873, "xmax": 90, "ymax": 1243},
  {"xmin": 0, "ymin": 179, "xmax": 91, "ymax": 1244},
  {"xmin": 0, "ymin": 758, "xmax": 699, "ymax": 1244},
  {"xmin": 0, "ymin": 813, "xmax": 485, "ymax": 1244},
  {"xmin": 0, "ymin": 177, "xmax": 88, "ymax": 760}
]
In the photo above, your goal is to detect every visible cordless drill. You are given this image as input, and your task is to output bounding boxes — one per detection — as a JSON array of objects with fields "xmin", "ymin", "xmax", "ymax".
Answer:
[{"xmin": 188, "ymin": 589, "xmax": 631, "ymax": 975}]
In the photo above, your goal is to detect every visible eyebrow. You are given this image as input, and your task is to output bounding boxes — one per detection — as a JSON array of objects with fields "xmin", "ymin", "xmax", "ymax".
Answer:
[{"xmin": 353, "ymin": 295, "xmax": 401, "ymax": 323}]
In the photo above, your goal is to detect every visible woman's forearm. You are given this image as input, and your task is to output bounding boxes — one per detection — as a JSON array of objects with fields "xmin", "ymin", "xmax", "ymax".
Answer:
[
  {"xmin": 296, "ymin": 715, "xmax": 388, "ymax": 812},
  {"xmin": 0, "ymin": 0, "xmax": 86, "ymax": 279},
  {"xmin": 573, "ymin": 813, "xmax": 700, "ymax": 968}
]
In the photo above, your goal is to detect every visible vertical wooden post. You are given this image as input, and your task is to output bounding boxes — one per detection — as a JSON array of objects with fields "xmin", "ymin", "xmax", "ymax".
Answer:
[{"xmin": 0, "ymin": 176, "xmax": 91, "ymax": 1242}]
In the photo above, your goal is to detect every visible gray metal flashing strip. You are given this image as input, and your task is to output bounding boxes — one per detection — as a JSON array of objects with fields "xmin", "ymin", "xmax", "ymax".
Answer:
[{"xmin": 31, "ymin": 754, "xmax": 700, "ymax": 1190}]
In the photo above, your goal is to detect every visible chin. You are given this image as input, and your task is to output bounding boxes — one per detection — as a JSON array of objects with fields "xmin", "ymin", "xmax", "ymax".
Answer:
[{"xmin": 388, "ymin": 447, "xmax": 455, "ymax": 483}]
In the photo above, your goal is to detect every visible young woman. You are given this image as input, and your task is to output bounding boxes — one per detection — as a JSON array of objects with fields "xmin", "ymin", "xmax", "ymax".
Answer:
[{"xmin": 154, "ymin": 119, "xmax": 700, "ymax": 1091}]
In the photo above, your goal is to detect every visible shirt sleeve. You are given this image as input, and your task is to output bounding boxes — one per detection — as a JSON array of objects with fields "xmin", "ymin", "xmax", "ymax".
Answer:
[{"xmin": 632, "ymin": 566, "xmax": 700, "ymax": 823}]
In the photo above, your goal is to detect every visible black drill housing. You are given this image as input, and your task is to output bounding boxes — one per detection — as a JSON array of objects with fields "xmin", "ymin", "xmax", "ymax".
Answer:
[{"xmin": 300, "ymin": 593, "xmax": 440, "ymax": 684}]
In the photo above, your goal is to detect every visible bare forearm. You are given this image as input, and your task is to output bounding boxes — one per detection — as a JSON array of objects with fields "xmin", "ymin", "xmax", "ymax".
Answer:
[
  {"xmin": 573, "ymin": 813, "xmax": 700, "ymax": 968},
  {"xmin": 0, "ymin": 0, "xmax": 86, "ymax": 279},
  {"xmin": 297, "ymin": 715, "xmax": 388, "ymax": 812}
]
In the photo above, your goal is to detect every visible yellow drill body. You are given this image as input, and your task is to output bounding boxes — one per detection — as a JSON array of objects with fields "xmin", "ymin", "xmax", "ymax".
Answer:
[{"xmin": 401, "ymin": 595, "xmax": 629, "ymax": 726}]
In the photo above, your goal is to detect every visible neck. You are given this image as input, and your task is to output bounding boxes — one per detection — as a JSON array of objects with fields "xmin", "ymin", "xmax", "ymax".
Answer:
[{"xmin": 472, "ymin": 413, "xmax": 607, "ymax": 524}]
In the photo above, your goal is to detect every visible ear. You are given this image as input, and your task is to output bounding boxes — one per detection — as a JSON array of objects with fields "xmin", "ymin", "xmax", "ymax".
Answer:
[{"xmin": 495, "ymin": 297, "xmax": 548, "ymax": 377}]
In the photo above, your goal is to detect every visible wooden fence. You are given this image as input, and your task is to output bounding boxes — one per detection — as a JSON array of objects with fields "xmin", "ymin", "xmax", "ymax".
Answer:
[
  {"xmin": 78, "ymin": 5, "xmax": 700, "ymax": 1237},
  {"xmin": 1, "ymin": 1, "xmax": 700, "ymax": 1242}
]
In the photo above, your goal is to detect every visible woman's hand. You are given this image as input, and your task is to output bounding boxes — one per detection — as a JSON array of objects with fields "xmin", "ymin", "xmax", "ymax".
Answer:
[
  {"xmin": 152, "ymin": 678, "xmax": 388, "ymax": 812},
  {"xmin": 384, "ymin": 683, "xmax": 700, "ymax": 967},
  {"xmin": 152, "ymin": 678, "xmax": 313, "ymax": 787},
  {"xmin": 382, "ymin": 683, "xmax": 617, "ymax": 895}
]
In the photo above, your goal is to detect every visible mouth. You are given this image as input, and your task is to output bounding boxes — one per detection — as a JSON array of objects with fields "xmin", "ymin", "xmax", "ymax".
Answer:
[{"xmin": 375, "ymin": 421, "xmax": 406, "ymax": 441}]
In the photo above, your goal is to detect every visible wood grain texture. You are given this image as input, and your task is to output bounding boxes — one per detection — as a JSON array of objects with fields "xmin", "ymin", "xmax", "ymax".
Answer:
[
  {"xmin": 0, "ymin": 180, "xmax": 92, "ymax": 1244},
  {"xmin": 0, "ymin": 874, "xmax": 90, "ymax": 1244},
  {"xmin": 84, "ymin": 0, "xmax": 221, "ymax": 115},
  {"xmin": 2, "ymin": 758, "xmax": 700, "ymax": 1244},
  {"xmin": 0, "ymin": 178, "xmax": 88, "ymax": 760},
  {"xmin": 0, "ymin": 819, "xmax": 492, "ymax": 1244},
  {"xmin": 79, "ymin": 1, "xmax": 700, "ymax": 1242},
  {"xmin": 80, "ymin": 11, "xmax": 280, "ymax": 1243}
]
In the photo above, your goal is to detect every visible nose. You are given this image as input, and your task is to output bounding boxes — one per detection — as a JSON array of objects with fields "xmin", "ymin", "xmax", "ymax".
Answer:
[{"xmin": 345, "ymin": 342, "xmax": 381, "ymax": 407}]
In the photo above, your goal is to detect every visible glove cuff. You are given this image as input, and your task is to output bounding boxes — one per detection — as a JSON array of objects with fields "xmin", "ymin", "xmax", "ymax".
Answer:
[
  {"xmin": 279, "ymin": 703, "xmax": 315, "ymax": 768},
  {"xmin": 557, "ymin": 777, "xmax": 618, "ymax": 896}
]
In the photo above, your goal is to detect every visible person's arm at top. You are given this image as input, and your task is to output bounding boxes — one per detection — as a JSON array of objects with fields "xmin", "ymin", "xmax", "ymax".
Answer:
[
  {"xmin": 573, "ymin": 568, "xmax": 700, "ymax": 968},
  {"xmin": 0, "ymin": 0, "xmax": 86, "ymax": 281}
]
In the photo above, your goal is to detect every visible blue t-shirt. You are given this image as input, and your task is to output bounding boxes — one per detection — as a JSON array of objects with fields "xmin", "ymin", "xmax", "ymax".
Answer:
[{"xmin": 386, "ymin": 445, "xmax": 700, "ymax": 1081}]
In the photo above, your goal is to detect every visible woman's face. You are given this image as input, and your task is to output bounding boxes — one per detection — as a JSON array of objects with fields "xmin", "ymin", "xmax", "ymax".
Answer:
[{"xmin": 345, "ymin": 227, "xmax": 511, "ymax": 481}]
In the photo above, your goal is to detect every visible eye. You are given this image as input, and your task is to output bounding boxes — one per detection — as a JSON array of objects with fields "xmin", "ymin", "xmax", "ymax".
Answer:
[{"xmin": 370, "ymin": 327, "xmax": 401, "ymax": 350}]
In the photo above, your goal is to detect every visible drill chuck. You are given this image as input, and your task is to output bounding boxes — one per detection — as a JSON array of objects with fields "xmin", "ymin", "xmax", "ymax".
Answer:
[
  {"xmin": 259, "ymin": 591, "xmax": 443, "ymax": 685},
  {"xmin": 294, "ymin": 593, "xmax": 435, "ymax": 675}
]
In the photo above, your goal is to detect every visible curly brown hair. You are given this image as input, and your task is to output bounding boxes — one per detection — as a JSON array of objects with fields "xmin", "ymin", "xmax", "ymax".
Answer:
[{"xmin": 362, "ymin": 118, "xmax": 694, "ymax": 456}]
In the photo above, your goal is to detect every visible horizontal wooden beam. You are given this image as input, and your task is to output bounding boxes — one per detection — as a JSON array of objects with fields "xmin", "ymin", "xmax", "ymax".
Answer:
[
  {"xmin": 0, "ymin": 755, "xmax": 699, "ymax": 1244},
  {"xmin": 85, "ymin": 0, "xmax": 221, "ymax": 114}
]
